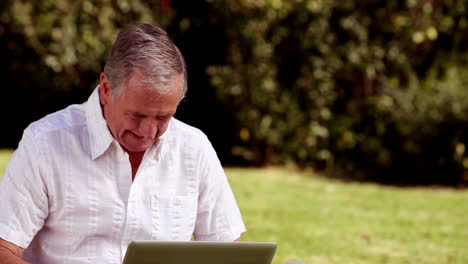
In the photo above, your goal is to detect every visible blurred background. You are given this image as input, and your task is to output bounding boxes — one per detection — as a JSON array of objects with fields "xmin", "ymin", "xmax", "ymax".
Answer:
[{"xmin": 1, "ymin": 0, "xmax": 468, "ymax": 186}]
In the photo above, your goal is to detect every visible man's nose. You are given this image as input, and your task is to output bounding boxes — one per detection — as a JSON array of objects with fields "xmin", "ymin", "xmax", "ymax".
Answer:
[{"xmin": 138, "ymin": 118, "xmax": 158, "ymax": 139}]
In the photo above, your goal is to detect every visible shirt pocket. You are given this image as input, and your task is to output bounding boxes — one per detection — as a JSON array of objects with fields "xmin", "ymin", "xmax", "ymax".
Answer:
[{"xmin": 150, "ymin": 195, "xmax": 197, "ymax": 241}]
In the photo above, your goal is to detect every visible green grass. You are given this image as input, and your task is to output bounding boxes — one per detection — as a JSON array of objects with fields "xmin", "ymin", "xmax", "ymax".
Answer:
[
  {"xmin": 227, "ymin": 167, "xmax": 468, "ymax": 264},
  {"xmin": 0, "ymin": 149, "xmax": 12, "ymax": 180},
  {"xmin": 1, "ymin": 150, "xmax": 467, "ymax": 264}
]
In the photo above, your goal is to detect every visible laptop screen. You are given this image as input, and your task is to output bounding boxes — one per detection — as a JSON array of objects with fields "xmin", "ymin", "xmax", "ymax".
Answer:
[{"xmin": 123, "ymin": 241, "xmax": 277, "ymax": 264}]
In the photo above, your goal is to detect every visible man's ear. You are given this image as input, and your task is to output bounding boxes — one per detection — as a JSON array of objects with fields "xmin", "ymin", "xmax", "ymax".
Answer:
[{"xmin": 100, "ymin": 73, "xmax": 112, "ymax": 105}]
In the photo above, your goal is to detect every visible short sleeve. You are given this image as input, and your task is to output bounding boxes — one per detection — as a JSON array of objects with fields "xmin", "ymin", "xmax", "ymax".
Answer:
[
  {"xmin": 193, "ymin": 138, "xmax": 246, "ymax": 241},
  {"xmin": 0, "ymin": 131, "xmax": 49, "ymax": 248}
]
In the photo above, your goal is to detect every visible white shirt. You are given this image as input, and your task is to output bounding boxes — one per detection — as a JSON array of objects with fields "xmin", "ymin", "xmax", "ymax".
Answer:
[{"xmin": 0, "ymin": 87, "xmax": 246, "ymax": 264}]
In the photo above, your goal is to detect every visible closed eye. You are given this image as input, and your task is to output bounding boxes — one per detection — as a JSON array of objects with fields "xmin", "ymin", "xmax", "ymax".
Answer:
[
  {"xmin": 157, "ymin": 115, "xmax": 173, "ymax": 121},
  {"xmin": 129, "ymin": 113, "xmax": 146, "ymax": 119},
  {"xmin": 129, "ymin": 112, "xmax": 173, "ymax": 121}
]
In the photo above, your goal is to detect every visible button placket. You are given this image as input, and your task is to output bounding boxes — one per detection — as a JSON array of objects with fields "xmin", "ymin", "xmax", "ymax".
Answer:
[
  {"xmin": 121, "ymin": 178, "xmax": 140, "ymax": 255},
  {"xmin": 110, "ymin": 200, "xmax": 124, "ymax": 264},
  {"xmin": 171, "ymin": 197, "xmax": 181, "ymax": 240},
  {"xmin": 151, "ymin": 195, "xmax": 161, "ymax": 240}
]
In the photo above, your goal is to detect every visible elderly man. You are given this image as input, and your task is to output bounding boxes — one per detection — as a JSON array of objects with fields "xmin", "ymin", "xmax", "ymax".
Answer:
[{"xmin": 0, "ymin": 23, "xmax": 245, "ymax": 264}]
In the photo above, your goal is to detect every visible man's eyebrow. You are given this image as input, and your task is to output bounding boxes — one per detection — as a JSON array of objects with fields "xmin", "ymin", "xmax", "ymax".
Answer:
[{"xmin": 131, "ymin": 112, "xmax": 147, "ymax": 117}]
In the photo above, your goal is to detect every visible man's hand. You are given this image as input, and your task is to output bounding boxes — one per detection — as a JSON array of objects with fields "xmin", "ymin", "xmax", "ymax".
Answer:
[{"xmin": 0, "ymin": 238, "xmax": 29, "ymax": 264}]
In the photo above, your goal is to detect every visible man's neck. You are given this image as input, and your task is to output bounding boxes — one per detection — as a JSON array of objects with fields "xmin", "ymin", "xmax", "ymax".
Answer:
[{"xmin": 127, "ymin": 151, "xmax": 145, "ymax": 181}]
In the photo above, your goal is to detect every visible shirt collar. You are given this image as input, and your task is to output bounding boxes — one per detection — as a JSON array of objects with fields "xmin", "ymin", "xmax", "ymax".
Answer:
[
  {"xmin": 85, "ymin": 85, "xmax": 114, "ymax": 160},
  {"xmin": 152, "ymin": 119, "xmax": 173, "ymax": 161}
]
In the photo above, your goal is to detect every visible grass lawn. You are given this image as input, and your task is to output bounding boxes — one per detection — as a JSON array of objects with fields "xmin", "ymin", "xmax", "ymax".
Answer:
[
  {"xmin": 228, "ymin": 167, "xmax": 468, "ymax": 264},
  {"xmin": 1, "ymin": 150, "xmax": 467, "ymax": 264},
  {"xmin": 0, "ymin": 149, "xmax": 12, "ymax": 180}
]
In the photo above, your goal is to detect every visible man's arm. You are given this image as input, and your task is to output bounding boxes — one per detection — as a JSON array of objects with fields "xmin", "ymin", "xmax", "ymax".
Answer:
[
  {"xmin": 0, "ymin": 238, "xmax": 29, "ymax": 264},
  {"xmin": 0, "ymin": 133, "xmax": 49, "ymax": 264},
  {"xmin": 193, "ymin": 134, "xmax": 246, "ymax": 241}
]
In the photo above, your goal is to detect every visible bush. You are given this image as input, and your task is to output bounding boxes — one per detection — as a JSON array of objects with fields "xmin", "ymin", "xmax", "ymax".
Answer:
[
  {"xmin": 205, "ymin": 0, "xmax": 468, "ymax": 185},
  {"xmin": 3, "ymin": 0, "xmax": 468, "ymax": 185}
]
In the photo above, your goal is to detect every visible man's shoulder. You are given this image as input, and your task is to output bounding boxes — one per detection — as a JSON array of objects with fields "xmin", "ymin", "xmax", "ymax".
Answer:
[
  {"xmin": 25, "ymin": 103, "xmax": 87, "ymax": 140},
  {"xmin": 169, "ymin": 118, "xmax": 209, "ymax": 142},
  {"xmin": 166, "ymin": 118, "xmax": 217, "ymax": 158}
]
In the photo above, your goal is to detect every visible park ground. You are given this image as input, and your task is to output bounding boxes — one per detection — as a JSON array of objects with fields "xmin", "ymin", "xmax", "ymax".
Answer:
[{"xmin": 1, "ymin": 150, "xmax": 467, "ymax": 264}]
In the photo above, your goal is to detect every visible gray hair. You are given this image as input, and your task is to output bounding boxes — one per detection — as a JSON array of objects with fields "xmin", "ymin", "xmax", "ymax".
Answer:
[{"xmin": 104, "ymin": 23, "xmax": 187, "ymax": 100}]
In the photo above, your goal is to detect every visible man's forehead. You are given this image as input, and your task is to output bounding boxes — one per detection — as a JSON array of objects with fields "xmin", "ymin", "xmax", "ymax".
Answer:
[{"xmin": 125, "ymin": 71, "xmax": 184, "ymax": 97}]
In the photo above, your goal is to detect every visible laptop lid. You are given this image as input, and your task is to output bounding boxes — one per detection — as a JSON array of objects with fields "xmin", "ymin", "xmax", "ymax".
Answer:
[{"xmin": 123, "ymin": 241, "xmax": 277, "ymax": 264}]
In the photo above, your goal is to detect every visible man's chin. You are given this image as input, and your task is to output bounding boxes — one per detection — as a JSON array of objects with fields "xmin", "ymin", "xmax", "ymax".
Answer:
[{"xmin": 123, "ymin": 142, "xmax": 154, "ymax": 153}]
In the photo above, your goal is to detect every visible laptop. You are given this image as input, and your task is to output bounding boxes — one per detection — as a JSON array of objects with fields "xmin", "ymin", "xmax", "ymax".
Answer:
[{"xmin": 123, "ymin": 241, "xmax": 277, "ymax": 264}]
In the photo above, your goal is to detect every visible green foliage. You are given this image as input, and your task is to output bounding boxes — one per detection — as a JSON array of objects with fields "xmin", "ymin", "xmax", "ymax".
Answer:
[
  {"xmin": 205, "ymin": 0, "xmax": 468, "ymax": 185},
  {"xmin": 329, "ymin": 66, "xmax": 468, "ymax": 185},
  {"xmin": 3, "ymin": 0, "xmax": 170, "ymax": 90},
  {"xmin": 3, "ymin": 0, "xmax": 468, "ymax": 184}
]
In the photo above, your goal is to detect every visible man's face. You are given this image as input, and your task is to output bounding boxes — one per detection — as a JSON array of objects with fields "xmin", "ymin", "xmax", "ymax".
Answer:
[{"xmin": 99, "ymin": 71, "xmax": 183, "ymax": 153}]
